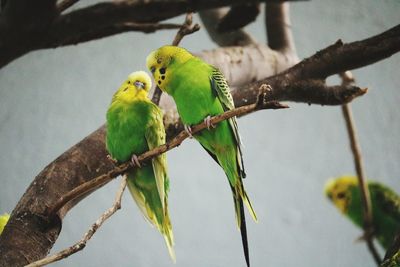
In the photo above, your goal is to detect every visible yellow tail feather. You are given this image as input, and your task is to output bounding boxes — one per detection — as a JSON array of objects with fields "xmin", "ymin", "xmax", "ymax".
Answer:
[
  {"xmin": 162, "ymin": 218, "xmax": 175, "ymax": 262},
  {"xmin": 243, "ymin": 191, "xmax": 258, "ymax": 223},
  {"xmin": 233, "ymin": 182, "xmax": 258, "ymax": 228}
]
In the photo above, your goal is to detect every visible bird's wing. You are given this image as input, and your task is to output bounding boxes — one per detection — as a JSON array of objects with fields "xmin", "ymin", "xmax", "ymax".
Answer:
[
  {"xmin": 145, "ymin": 105, "xmax": 168, "ymax": 209},
  {"xmin": 210, "ymin": 68, "xmax": 246, "ymax": 178},
  {"xmin": 372, "ymin": 182, "xmax": 400, "ymax": 221}
]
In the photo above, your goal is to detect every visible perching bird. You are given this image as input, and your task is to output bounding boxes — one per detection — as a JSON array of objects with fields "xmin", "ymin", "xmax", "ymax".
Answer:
[
  {"xmin": 106, "ymin": 71, "xmax": 174, "ymax": 261},
  {"xmin": 147, "ymin": 46, "xmax": 257, "ymax": 267},
  {"xmin": 0, "ymin": 213, "xmax": 10, "ymax": 235},
  {"xmin": 325, "ymin": 175, "xmax": 400, "ymax": 249}
]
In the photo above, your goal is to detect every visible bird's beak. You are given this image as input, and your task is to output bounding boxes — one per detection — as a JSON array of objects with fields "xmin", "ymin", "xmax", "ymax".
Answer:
[{"xmin": 134, "ymin": 81, "xmax": 145, "ymax": 90}]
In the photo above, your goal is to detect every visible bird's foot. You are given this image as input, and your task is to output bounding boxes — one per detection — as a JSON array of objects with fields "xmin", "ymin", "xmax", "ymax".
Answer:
[
  {"xmin": 130, "ymin": 154, "xmax": 141, "ymax": 168},
  {"xmin": 107, "ymin": 155, "xmax": 118, "ymax": 164},
  {"xmin": 184, "ymin": 124, "xmax": 193, "ymax": 138},
  {"xmin": 203, "ymin": 115, "xmax": 215, "ymax": 130},
  {"xmin": 354, "ymin": 228, "xmax": 375, "ymax": 243}
]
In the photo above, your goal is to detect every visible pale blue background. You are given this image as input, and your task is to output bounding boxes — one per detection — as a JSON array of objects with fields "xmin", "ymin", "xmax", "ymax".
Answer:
[{"xmin": 0, "ymin": 0, "xmax": 399, "ymax": 266}]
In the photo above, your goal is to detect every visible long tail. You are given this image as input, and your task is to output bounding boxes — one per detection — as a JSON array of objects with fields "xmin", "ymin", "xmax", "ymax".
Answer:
[
  {"xmin": 237, "ymin": 196, "xmax": 250, "ymax": 267},
  {"xmin": 232, "ymin": 182, "xmax": 257, "ymax": 267},
  {"xmin": 126, "ymin": 172, "xmax": 176, "ymax": 261},
  {"xmin": 162, "ymin": 204, "xmax": 176, "ymax": 262}
]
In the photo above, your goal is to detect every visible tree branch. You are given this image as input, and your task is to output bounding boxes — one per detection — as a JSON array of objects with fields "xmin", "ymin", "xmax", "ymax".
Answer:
[
  {"xmin": 0, "ymin": 0, "xmax": 300, "ymax": 68},
  {"xmin": 47, "ymin": 89, "xmax": 287, "ymax": 217},
  {"xmin": 265, "ymin": 2, "xmax": 296, "ymax": 55},
  {"xmin": 216, "ymin": 3, "xmax": 261, "ymax": 33},
  {"xmin": 26, "ymin": 176, "xmax": 128, "ymax": 267},
  {"xmin": 56, "ymin": 0, "xmax": 79, "ymax": 12},
  {"xmin": 199, "ymin": 7, "xmax": 257, "ymax": 47},
  {"xmin": 232, "ymin": 24, "xmax": 400, "ymax": 105},
  {"xmin": 381, "ymin": 229, "xmax": 400, "ymax": 267},
  {"xmin": 340, "ymin": 71, "xmax": 381, "ymax": 265}
]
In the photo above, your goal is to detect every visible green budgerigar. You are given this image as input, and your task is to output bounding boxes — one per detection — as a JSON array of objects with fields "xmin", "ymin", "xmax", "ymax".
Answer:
[
  {"xmin": 325, "ymin": 175, "xmax": 400, "ymax": 249},
  {"xmin": 147, "ymin": 46, "xmax": 257, "ymax": 267},
  {"xmin": 0, "ymin": 213, "xmax": 9, "ymax": 235},
  {"xmin": 106, "ymin": 71, "xmax": 174, "ymax": 260}
]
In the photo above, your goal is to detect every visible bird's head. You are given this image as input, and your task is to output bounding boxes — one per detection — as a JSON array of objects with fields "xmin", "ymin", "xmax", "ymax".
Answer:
[
  {"xmin": 113, "ymin": 71, "xmax": 152, "ymax": 102},
  {"xmin": 146, "ymin": 45, "xmax": 194, "ymax": 91},
  {"xmin": 324, "ymin": 176, "xmax": 358, "ymax": 214}
]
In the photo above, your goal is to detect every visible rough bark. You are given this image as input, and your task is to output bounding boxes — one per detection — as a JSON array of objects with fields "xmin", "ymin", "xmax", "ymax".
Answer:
[{"xmin": 0, "ymin": 0, "xmax": 301, "ymax": 68}]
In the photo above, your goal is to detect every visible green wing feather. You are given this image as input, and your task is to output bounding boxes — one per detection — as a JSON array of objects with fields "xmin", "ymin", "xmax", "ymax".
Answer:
[
  {"xmin": 145, "ymin": 105, "xmax": 169, "ymax": 209},
  {"xmin": 210, "ymin": 68, "xmax": 246, "ymax": 178},
  {"xmin": 371, "ymin": 182, "xmax": 400, "ymax": 221}
]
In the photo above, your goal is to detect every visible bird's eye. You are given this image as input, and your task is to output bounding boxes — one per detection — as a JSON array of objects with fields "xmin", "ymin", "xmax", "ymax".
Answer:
[
  {"xmin": 157, "ymin": 59, "xmax": 162, "ymax": 64},
  {"xmin": 150, "ymin": 66, "xmax": 156, "ymax": 73},
  {"xmin": 337, "ymin": 192, "xmax": 346, "ymax": 199},
  {"xmin": 159, "ymin": 67, "xmax": 166, "ymax": 74}
]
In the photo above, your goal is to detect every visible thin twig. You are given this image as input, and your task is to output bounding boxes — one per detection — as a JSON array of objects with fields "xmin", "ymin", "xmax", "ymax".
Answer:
[
  {"xmin": 57, "ymin": 0, "xmax": 80, "ymax": 12},
  {"xmin": 171, "ymin": 13, "xmax": 200, "ymax": 46},
  {"xmin": 340, "ymin": 71, "xmax": 381, "ymax": 265},
  {"xmin": 47, "ymin": 85, "xmax": 287, "ymax": 216},
  {"xmin": 151, "ymin": 12, "xmax": 200, "ymax": 105},
  {"xmin": 26, "ymin": 176, "xmax": 127, "ymax": 267}
]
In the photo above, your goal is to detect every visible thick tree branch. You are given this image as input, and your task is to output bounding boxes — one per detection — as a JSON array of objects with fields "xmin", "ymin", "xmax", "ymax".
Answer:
[
  {"xmin": 0, "ymin": 26, "xmax": 397, "ymax": 266},
  {"xmin": 232, "ymin": 24, "xmax": 400, "ymax": 105},
  {"xmin": 286, "ymin": 24, "xmax": 400, "ymax": 80},
  {"xmin": 216, "ymin": 3, "xmax": 261, "ymax": 33},
  {"xmin": 381, "ymin": 230, "xmax": 400, "ymax": 267},
  {"xmin": 0, "ymin": 0, "xmax": 299, "ymax": 68},
  {"xmin": 199, "ymin": 7, "xmax": 257, "ymax": 46},
  {"xmin": 56, "ymin": 0, "xmax": 79, "ymax": 12},
  {"xmin": 26, "ymin": 176, "xmax": 128, "ymax": 267},
  {"xmin": 265, "ymin": 2, "xmax": 296, "ymax": 55}
]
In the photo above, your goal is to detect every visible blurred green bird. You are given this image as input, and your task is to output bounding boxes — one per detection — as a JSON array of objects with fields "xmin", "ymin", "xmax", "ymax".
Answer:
[
  {"xmin": 325, "ymin": 175, "xmax": 400, "ymax": 249},
  {"xmin": 0, "ymin": 213, "xmax": 10, "ymax": 235},
  {"xmin": 106, "ymin": 71, "xmax": 174, "ymax": 261},
  {"xmin": 147, "ymin": 46, "xmax": 257, "ymax": 267}
]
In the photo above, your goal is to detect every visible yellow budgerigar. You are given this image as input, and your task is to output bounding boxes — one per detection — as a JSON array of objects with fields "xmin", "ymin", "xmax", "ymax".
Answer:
[
  {"xmin": 147, "ymin": 46, "xmax": 257, "ymax": 267},
  {"xmin": 106, "ymin": 71, "xmax": 175, "ymax": 260}
]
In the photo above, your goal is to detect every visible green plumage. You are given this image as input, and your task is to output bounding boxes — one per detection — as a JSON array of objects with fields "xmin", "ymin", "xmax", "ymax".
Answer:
[
  {"xmin": 106, "ymin": 71, "xmax": 174, "ymax": 260},
  {"xmin": 0, "ymin": 213, "xmax": 9, "ymax": 235},
  {"xmin": 147, "ymin": 46, "xmax": 257, "ymax": 267},
  {"xmin": 325, "ymin": 176, "xmax": 400, "ymax": 250}
]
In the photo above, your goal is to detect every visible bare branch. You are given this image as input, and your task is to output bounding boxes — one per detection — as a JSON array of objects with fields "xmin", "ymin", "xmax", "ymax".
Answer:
[
  {"xmin": 216, "ymin": 3, "xmax": 261, "ymax": 33},
  {"xmin": 265, "ymin": 2, "xmax": 297, "ymax": 55},
  {"xmin": 199, "ymin": 7, "xmax": 257, "ymax": 46},
  {"xmin": 56, "ymin": 0, "xmax": 79, "ymax": 12},
  {"xmin": 47, "ymin": 88, "xmax": 287, "ymax": 216},
  {"xmin": 152, "ymin": 13, "xmax": 200, "ymax": 105},
  {"xmin": 381, "ymin": 229, "xmax": 400, "ymax": 266},
  {"xmin": 232, "ymin": 24, "xmax": 400, "ymax": 105},
  {"xmin": 340, "ymin": 72, "xmax": 381, "ymax": 265},
  {"xmin": 0, "ymin": 0, "xmax": 300, "ymax": 68},
  {"xmin": 26, "ymin": 176, "xmax": 127, "ymax": 267},
  {"xmin": 286, "ymin": 24, "xmax": 400, "ymax": 80}
]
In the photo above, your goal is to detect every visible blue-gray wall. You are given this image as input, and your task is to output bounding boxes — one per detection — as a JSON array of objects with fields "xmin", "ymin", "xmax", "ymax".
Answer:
[{"xmin": 0, "ymin": 0, "xmax": 399, "ymax": 266}]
